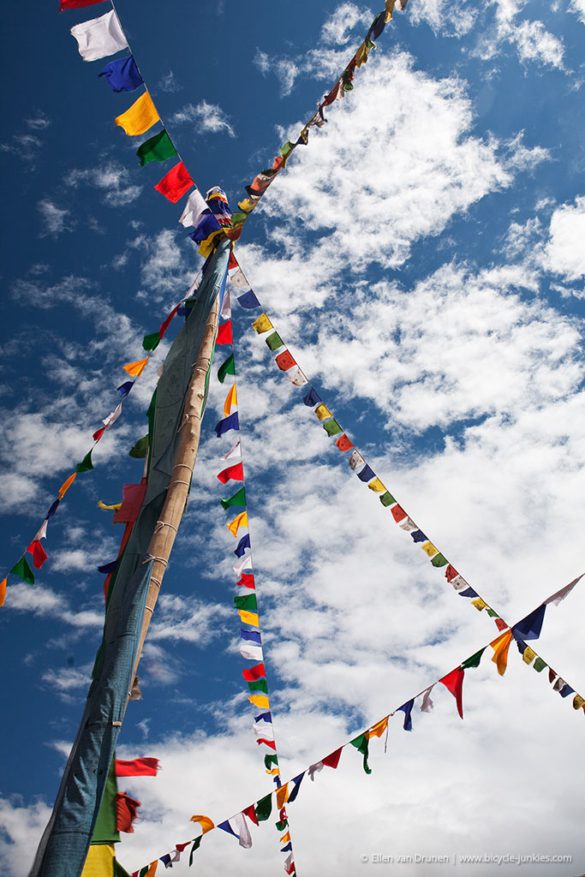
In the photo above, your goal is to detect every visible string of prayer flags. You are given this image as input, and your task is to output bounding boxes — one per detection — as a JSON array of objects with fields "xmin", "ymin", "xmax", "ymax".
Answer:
[
  {"xmin": 154, "ymin": 161, "xmax": 194, "ymax": 203},
  {"xmin": 70, "ymin": 10, "xmax": 128, "ymax": 62},
  {"xmin": 99, "ymin": 55, "xmax": 143, "ymax": 92},
  {"xmin": 115, "ymin": 91, "xmax": 160, "ymax": 137},
  {"xmin": 137, "ymin": 130, "xmax": 177, "ymax": 166},
  {"xmin": 132, "ymin": 588, "xmax": 585, "ymax": 876}
]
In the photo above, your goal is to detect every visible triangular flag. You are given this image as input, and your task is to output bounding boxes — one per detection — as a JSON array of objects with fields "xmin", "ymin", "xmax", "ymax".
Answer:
[
  {"xmin": 58, "ymin": 471, "xmax": 78, "ymax": 498},
  {"xmin": 10, "ymin": 556, "xmax": 34, "ymax": 585},
  {"xmin": 223, "ymin": 384, "xmax": 238, "ymax": 416},
  {"xmin": 123, "ymin": 358, "xmax": 149, "ymax": 378},
  {"xmin": 490, "ymin": 630, "xmax": 513, "ymax": 676},
  {"xmin": 190, "ymin": 815, "xmax": 214, "ymax": 834},
  {"xmin": 27, "ymin": 540, "xmax": 48, "ymax": 570},
  {"xmin": 76, "ymin": 450, "xmax": 94, "ymax": 474},
  {"xmin": 218, "ymin": 353, "xmax": 236, "ymax": 383},
  {"xmin": 227, "ymin": 511, "xmax": 248, "ymax": 536},
  {"xmin": 439, "ymin": 667, "xmax": 464, "ymax": 719}
]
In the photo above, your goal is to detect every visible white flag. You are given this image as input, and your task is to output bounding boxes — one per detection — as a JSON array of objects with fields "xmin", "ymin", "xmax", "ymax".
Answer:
[
  {"xmin": 102, "ymin": 403, "xmax": 123, "ymax": 429},
  {"xmin": 228, "ymin": 267, "xmax": 251, "ymax": 291},
  {"xmin": 420, "ymin": 686, "xmax": 435, "ymax": 712},
  {"xmin": 233, "ymin": 552, "xmax": 253, "ymax": 575},
  {"xmin": 287, "ymin": 367, "xmax": 308, "ymax": 387},
  {"xmin": 178, "ymin": 189, "xmax": 209, "ymax": 228},
  {"xmin": 240, "ymin": 643, "xmax": 263, "ymax": 662},
  {"xmin": 544, "ymin": 574, "xmax": 583, "ymax": 606},
  {"xmin": 222, "ymin": 440, "xmax": 241, "ymax": 461},
  {"xmin": 70, "ymin": 10, "xmax": 128, "ymax": 62},
  {"xmin": 348, "ymin": 450, "xmax": 365, "ymax": 471},
  {"xmin": 232, "ymin": 813, "xmax": 253, "ymax": 849}
]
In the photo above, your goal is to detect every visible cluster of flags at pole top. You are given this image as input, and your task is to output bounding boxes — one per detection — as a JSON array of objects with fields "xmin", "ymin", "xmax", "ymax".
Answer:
[
  {"xmin": 212, "ymin": 266, "xmax": 299, "ymax": 875},
  {"xmin": 127, "ymin": 575, "xmax": 584, "ymax": 875}
]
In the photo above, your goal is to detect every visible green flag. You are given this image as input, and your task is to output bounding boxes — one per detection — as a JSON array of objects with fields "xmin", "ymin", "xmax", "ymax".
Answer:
[
  {"xmin": 142, "ymin": 331, "xmax": 161, "ymax": 352},
  {"xmin": 10, "ymin": 555, "xmax": 34, "ymax": 585},
  {"xmin": 431, "ymin": 553, "xmax": 448, "ymax": 568},
  {"xmin": 265, "ymin": 331, "xmax": 284, "ymax": 352},
  {"xmin": 248, "ymin": 679, "xmax": 268, "ymax": 693},
  {"xmin": 461, "ymin": 648, "xmax": 485, "ymax": 670},
  {"xmin": 92, "ymin": 761, "xmax": 120, "ymax": 844},
  {"xmin": 234, "ymin": 593, "xmax": 257, "ymax": 612},
  {"xmin": 255, "ymin": 794, "xmax": 272, "ymax": 822},
  {"xmin": 379, "ymin": 491, "xmax": 396, "ymax": 507},
  {"xmin": 264, "ymin": 754, "xmax": 279, "ymax": 769},
  {"xmin": 218, "ymin": 353, "xmax": 236, "ymax": 383},
  {"xmin": 129, "ymin": 435, "xmax": 149, "ymax": 459},
  {"xmin": 189, "ymin": 836, "xmax": 202, "ymax": 867},
  {"xmin": 350, "ymin": 734, "xmax": 372, "ymax": 775},
  {"xmin": 533, "ymin": 657, "xmax": 547, "ymax": 672},
  {"xmin": 323, "ymin": 418, "xmax": 343, "ymax": 437},
  {"xmin": 275, "ymin": 819, "xmax": 288, "ymax": 831},
  {"xmin": 76, "ymin": 450, "xmax": 94, "ymax": 473},
  {"xmin": 136, "ymin": 129, "xmax": 177, "ymax": 166},
  {"xmin": 221, "ymin": 486, "xmax": 246, "ymax": 510}
]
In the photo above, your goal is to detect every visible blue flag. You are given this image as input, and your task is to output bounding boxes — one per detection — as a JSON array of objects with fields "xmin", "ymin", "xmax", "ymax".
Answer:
[
  {"xmin": 398, "ymin": 699, "xmax": 414, "ymax": 731},
  {"xmin": 237, "ymin": 290, "xmax": 261, "ymax": 309},
  {"xmin": 234, "ymin": 533, "xmax": 251, "ymax": 557},
  {"xmin": 512, "ymin": 604, "xmax": 546, "ymax": 641},
  {"xmin": 215, "ymin": 411, "xmax": 239, "ymax": 437},
  {"xmin": 99, "ymin": 56, "xmax": 143, "ymax": 93}
]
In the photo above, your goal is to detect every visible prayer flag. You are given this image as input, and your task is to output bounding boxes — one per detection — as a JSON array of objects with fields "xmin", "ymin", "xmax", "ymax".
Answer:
[
  {"xmin": 190, "ymin": 815, "xmax": 214, "ymax": 834},
  {"xmin": 216, "ymin": 320, "xmax": 233, "ymax": 345},
  {"xmin": 255, "ymin": 794, "xmax": 272, "ymax": 822},
  {"xmin": 0, "ymin": 578, "xmax": 6, "ymax": 608},
  {"xmin": 287, "ymin": 366, "xmax": 308, "ymax": 387},
  {"xmin": 137, "ymin": 130, "xmax": 177, "ymax": 166},
  {"xmin": 234, "ymin": 593, "xmax": 257, "ymax": 612},
  {"xmin": 252, "ymin": 313, "xmax": 273, "ymax": 334},
  {"xmin": 314, "ymin": 403, "xmax": 332, "ymax": 421},
  {"xmin": 303, "ymin": 387, "xmax": 322, "ymax": 408},
  {"xmin": 27, "ymin": 540, "xmax": 48, "ymax": 570},
  {"xmin": 237, "ymin": 572, "xmax": 256, "ymax": 590},
  {"xmin": 461, "ymin": 648, "xmax": 485, "ymax": 669},
  {"xmin": 115, "ymin": 91, "xmax": 160, "ymax": 137},
  {"xmin": 380, "ymin": 491, "xmax": 396, "ymax": 507},
  {"xmin": 123, "ymin": 358, "xmax": 149, "ymax": 378},
  {"xmin": 99, "ymin": 56, "xmax": 143, "ymax": 92},
  {"xmin": 218, "ymin": 353, "xmax": 236, "ymax": 383},
  {"xmin": 221, "ymin": 486, "xmax": 246, "ymax": 509},
  {"xmin": 58, "ymin": 472, "xmax": 78, "ymax": 498},
  {"xmin": 398, "ymin": 699, "xmax": 414, "ymax": 731},
  {"xmin": 288, "ymin": 773, "xmax": 304, "ymax": 803},
  {"xmin": 420, "ymin": 686, "xmax": 434, "ymax": 712},
  {"xmin": 238, "ymin": 290, "xmax": 261, "ymax": 309},
  {"xmin": 178, "ymin": 189, "xmax": 209, "ymax": 228},
  {"xmin": 533, "ymin": 657, "xmax": 547, "ymax": 672},
  {"xmin": 265, "ymin": 331, "xmax": 284, "ymax": 351},
  {"xmin": 234, "ymin": 534, "xmax": 251, "ymax": 556},
  {"xmin": 421, "ymin": 541, "xmax": 438, "ymax": 558},
  {"xmin": 439, "ymin": 667, "xmax": 464, "ymax": 719},
  {"xmin": 350, "ymin": 734, "xmax": 372, "ymax": 774},
  {"xmin": 233, "ymin": 553, "xmax": 253, "ymax": 575},
  {"xmin": 512, "ymin": 604, "xmax": 546, "ymax": 641},
  {"xmin": 227, "ymin": 511, "xmax": 248, "ymax": 536},
  {"xmin": 243, "ymin": 804, "xmax": 259, "ymax": 826},
  {"xmin": 115, "ymin": 758, "xmax": 159, "ymax": 777},
  {"xmin": 357, "ymin": 464, "xmax": 375, "ymax": 482},
  {"xmin": 241, "ymin": 628, "xmax": 261, "ymax": 644},
  {"xmin": 154, "ymin": 161, "xmax": 193, "ymax": 203},
  {"xmin": 61, "ymin": 0, "xmax": 107, "ymax": 8},
  {"xmin": 239, "ymin": 609, "xmax": 259, "ymax": 626},
  {"xmin": 411, "ymin": 529, "xmax": 427, "ymax": 542},
  {"xmin": 431, "ymin": 553, "xmax": 448, "ymax": 567},
  {"xmin": 117, "ymin": 381, "xmax": 134, "ymax": 397},
  {"xmin": 522, "ymin": 646, "xmax": 537, "ymax": 665},
  {"xmin": 215, "ymin": 412, "xmax": 239, "ymax": 437},
  {"xmin": 223, "ymin": 384, "xmax": 237, "ymax": 416},
  {"xmin": 368, "ymin": 718, "xmax": 389, "ymax": 739},
  {"xmin": 490, "ymin": 630, "xmax": 513, "ymax": 676},
  {"xmin": 115, "ymin": 792, "xmax": 141, "ymax": 833},
  {"xmin": 275, "ymin": 350, "xmax": 296, "ymax": 371},
  {"xmin": 242, "ymin": 663, "xmax": 265, "ymax": 681},
  {"xmin": 76, "ymin": 450, "xmax": 94, "ymax": 473},
  {"xmin": 10, "ymin": 556, "xmax": 34, "ymax": 585},
  {"xmin": 367, "ymin": 477, "xmax": 386, "ymax": 493},
  {"xmin": 544, "ymin": 574, "xmax": 584, "ymax": 606},
  {"xmin": 276, "ymin": 784, "xmax": 289, "ymax": 809},
  {"xmin": 70, "ymin": 10, "xmax": 128, "ymax": 62},
  {"xmin": 323, "ymin": 419, "xmax": 343, "ymax": 437},
  {"xmin": 322, "ymin": 747, "xmax": 343, "ymax": 768},
  {"xmin": 249, "ymin": 693, "xmax": 270, "ymax": 709},
  {"xmin": 240, "ymin": 643, "xmax": 263, "ymax": 661}
]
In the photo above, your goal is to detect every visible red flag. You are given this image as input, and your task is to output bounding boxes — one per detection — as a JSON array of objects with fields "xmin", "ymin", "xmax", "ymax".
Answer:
[
  {"xmin": 113, "ymin": 480, "xmax": 147, "ymax": 525},
  {"xmin": 494, "ymin": 617, "xmax": 508, "ymax": 631},
  {"xmin": 242, "ymin": 663, "xmax": 266, "ymax": 682},
  {"xmin": 216, "ymin": 320, "xmax": 233, "ymax": 345},
  {"xmin": 444, "ymin": 564, "xmax": 459, "ymax": 582},
  {"xmin": 322, "ymin": 747, "xmax": 343, "ymax": 769},
  {"xmin": 27, "ymin": 539, "xmax": 48, "ymax": 570},
  {"xmin": 256, "ymin": 738, "xmax": 276, "ymax": 750},
  {"xmin": 335, "ymin": 433, "xmax": 353, "ymax": 452},
  {"xmin": 243, "ymin": 804, "xmax": 259, "ymax": 826},
  {"xmin": 92, "ymin": 426, "xmax": 106, "ymax": 442},
  {"xmin": 115, "ymin": 792, "xmax": 141, "ymax": 832},
  {"xmin": 275, "ymin": 350, "xmax": 296, "ymax": 371},
  {"xmin": 285, "ymin": 861, "xmax": 296, "ymax": 875},
  {"xmin": 115, "ymin": 757, "xmax": 159, "ymax": 777},
  {"xmin": 391, "ymin": 504, "xmax": 407, "ymax": 523},
  {"xmin": 439, "ymin": 667, "xmax": 464, "ymax": 719},
  {"xmin": 60, "ymin": 0, "xmax": 106, "ymax": 8},
  {"xmin": 154, "ymin": 161, "xmax": 194, "ymax": 203},
  {"xmin": 237, "ymin": 573, "xmax": 255, "ymax": 589},
  {"xmin": 159, "ymin": 304, "xmax": 180, "ymax": 341},
  {"xmin": 217, "ymin": 462, "xmax": 244, "ymax": 484},
  {"xmin": 228, "ymin": 251, "xmax": 239, "ymax": 270}
]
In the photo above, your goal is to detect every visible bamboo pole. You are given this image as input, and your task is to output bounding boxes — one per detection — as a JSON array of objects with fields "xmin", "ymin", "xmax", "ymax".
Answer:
[{"xmin": 131, "ymin": 294, "xmax": 219, "ymax": 680}]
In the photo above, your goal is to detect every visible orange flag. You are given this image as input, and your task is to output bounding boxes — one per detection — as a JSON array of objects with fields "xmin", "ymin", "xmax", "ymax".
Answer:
[
  {"xmin": 123, "ymin": 358, "xmax": 149, "ymax": 378},
  {"xmin": 0, "ymin": 577, "xmax": 7, "ymax": 608},
  {"xmin": 368, "ymin": 716, "xmax": 389, "ymax": 739},
  {"xmin": 58, "ymin": 472, "xmax": 78, "ymax": 499},
  {"xmin": 490, "ymin": 630, "xmax": 513, "ymax": 676},
  {"xmin": 276, "ymin": 783, "xmax": 289, "ymax": 809},
  {"xmin": 223, "ymin": 384, "xmax": 237, "ymax": 416},
  {"xmin": 190, "ymin": 815, "xmax": 215, "ymax": 834}
]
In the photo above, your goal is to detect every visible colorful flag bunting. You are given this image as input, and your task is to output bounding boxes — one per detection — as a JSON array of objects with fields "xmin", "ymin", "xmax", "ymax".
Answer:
[
  {"xmin": 237, "ymin": 290, "xmax": 261, "ymax": 310},
  {"xmin": 58, "ymin": 472, "xmax": 78, "ymax": 499},
  {"xmin": 275, "ymin": 350, "xmax": 296, "ymax": 371},
  {"xmin": 356, "ymin": 464, "xmax": 375, "ymax": 483},
  {"xmin": 137, "ymin": 130, "xmax": 177, "ymax": 166},
  {"xmin": 265, "ymin": 331, "xmax": 284, "ymax": 351},
  {"xmin": 323, "ymin": 419, "xmax": 343, "ymax": 437},
  {"xmin": 115, "ymin": 91, "xmax": 160, "ymax": 136},
  {"xmin": 242, "ymin": 663, "xmax": 265, "ymax": 681},
  {"xmin": 335, "ymin": 433, "xmax": 354, "ymax": 452},
  {"xmin": 314, "ymin": 403, "xmax": 332, "ymax": 421},
  {"xmin": 99, "ymin": 55, "xmax": 143, "ymax": 92},
  {"xmin": 234, "ymin": 534, "xmax": 251, "ymax": 557},
  {"xmin": 70, "ymin": 10, "xmax": 128, "ymax": 62},
  {"xmin": 27, "ymin": 540, "xmax": 48, "ymax": 570},
  {"xmin": 154, "ymin": 161, "xmax": 194, "ymax": 203},
  {"xmin": 238, "ymin": 609, "xmax": 259, "ymax": 627}
]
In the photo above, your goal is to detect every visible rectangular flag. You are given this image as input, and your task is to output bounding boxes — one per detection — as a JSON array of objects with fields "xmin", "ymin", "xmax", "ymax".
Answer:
[{"xmin": 70, "ymin": 10, "xmax": 128, "ymax": 62}]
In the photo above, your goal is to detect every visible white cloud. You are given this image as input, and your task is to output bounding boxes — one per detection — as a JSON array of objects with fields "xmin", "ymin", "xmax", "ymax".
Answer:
[
  {"xmin": 543, "ymin": 195, "xmax": 585, "ymax": 281},
  {"xmin": 171, "ymin": 101, "xmax": 235, "ymax": 137},
  {"xmin": 320, "ymin": 2, "xmax": 373, "ymax": 45},
  {"xmin": 25, "ymin": 112, "xmax": 51, "ymax": 131},
  {"xmin": 569, "ymin": 0, "xmax": 585, "ymax": 23},
  {"xmin": 37, "ymin": 199, "xmax": 71, "ymax": 238},
  {"xmin": 157, "ymin": 70, "xmax": 181, "ymax": 93},
  {"xmin": 512, "ymin": 20, "xmax": 565, "ymax": 68},
  {"xmin": 67, "ymin": 161, "xmax": 143, "ymax": 207}
]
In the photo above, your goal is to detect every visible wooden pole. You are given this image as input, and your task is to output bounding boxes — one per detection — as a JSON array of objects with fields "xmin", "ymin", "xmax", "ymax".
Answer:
[{"xmin": 130, "ymin": 294, "xmax": 219, "ymax": 680}]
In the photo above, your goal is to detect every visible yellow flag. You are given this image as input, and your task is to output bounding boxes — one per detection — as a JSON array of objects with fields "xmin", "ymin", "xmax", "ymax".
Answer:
[
  {"xmin": 223, "ymin": 384, "xmax": 238, "ymax": 416},
  {"xmin": 355, "ymin": 40, "xmax": 370, "ymax": 68},
  {"xmin": 115, "ymin": 90, "xmax": 160, "ymax": 136},
  {"xmin": 573, "ymin": 694, "xmax": 585, "ymax": 710},
  {"xmin": 252, "ymin": 313, "xmax": 273, "ymax": 334},
  {"xmin": 97, "ymin": 500, "xmax": 122, "ymax": 511},
  {"xmin": 227, "ymin": 511, "xmax": 248, "ymax": 537},
  {"xmin": 123, "ymin": 357, "xmax": 149, "ymax": 378},
  {"xmin": 490, "ymin": 630, "xmax": 513, "ymax": 676},
  {"xmin": 239, "ymin": 609, "xmax": 259, "ymax": 627},
  {"xmin": 238, "ymin": 198, "xmax": 258, "ymax": 213},
  {"xmin": 199, "ymin": 228, "xmax": 224, "ymax": 259},
  {"xmin": 368, "ymin": 716, "xmax": 389, "ymax": 739},
  {"xmin": 368, "ymin": 477, "xmax": 386, "ymax": 493},
  {"xmin": 0, "ymin": 577, "xmax": 7, "ymax": 608},
  {"xmin": 276, "ymin": 783, "xmax": 289, "ymax": 809},
  {"xmin": 145, "ymin": 864, "xmax": 158, "ymax": 877},
  {"xmin": 314, "ymin": 403, "xmax": 332, "ymax": 421},
  {"xmin": 385, "ymin": 0, "xmax": 395, "ymax": 22},
  {"xmin": 280, "ymin": 831, "xmax": 291, "ymax": 844},
  {"xmin": 471, "ymin": 598, "xmax": 487, "ymax": 611},
  {"xmin": 58, "ymin": 471, "xmax": 78, "ymax": 499},
  {"xmin": 190, "ymin": 814, "xmax": 215, "ymax": 834},
  {"xmin": 522, "ymin": 646, "xmax": 536, "ymax": 665},
  {"xmin": 421, "ymin": 541, "xmax": 438, "ymax": 558},
  {"xmin": 266, "ymin": 767, "xmax": 280, "ymax": 775},
  {"xmin": 81, "ymin": 844, "xmax": 115, "ymax": 877},
  {"xmin": 249, "ymin": 693, "xmax": 270, "ymax": 710}
]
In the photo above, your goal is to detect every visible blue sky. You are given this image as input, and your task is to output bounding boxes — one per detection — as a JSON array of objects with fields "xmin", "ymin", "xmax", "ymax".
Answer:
[{"xmin": 1, "ymin": 1, "xmax": 585, "ymax": 874}]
